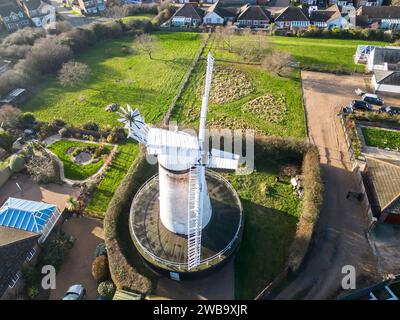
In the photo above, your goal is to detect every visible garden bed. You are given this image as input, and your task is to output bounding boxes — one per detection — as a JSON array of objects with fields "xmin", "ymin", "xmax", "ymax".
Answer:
[
  {"xmin": 361, "ymin": 126, "xmax": 400, "ymax": 150},
  {"xmin": 48, "ymin": 140, "xmax": 112, "ymax": 181}
]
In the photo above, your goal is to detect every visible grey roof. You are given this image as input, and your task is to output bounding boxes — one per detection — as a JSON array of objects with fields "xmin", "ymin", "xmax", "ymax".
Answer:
[
  {"xmin": 207, "ymin": 1, "xmax": 237, "ymax": 18},
  {"xmin": 0, "ymin": 226, "xmax": 39, "ymax": 297},
  {"xmin": 375, "ymin": 71, "xmax": 400, "ymax": 86},
  {"xmin": 372, "ymin": 47, "xmax": 400, "ymax": 69},
  {"xmin": 20, "ymin": 0, "xmax": 42, "ymax": 11},
  {"xmin": 0, "ymin": 0, "xmax": 22, "ymax": 17},
  {"xmin": 357, "ymin": 6, "xmax": 400, "ymax": 20},
  {"xmin": 366, "ymin": 157, "xmax": 400, "ymax": 215},
  {"xmin": 0, "ymin": 88, "xmax": 25, "ymax": 103},
  {"xmin": 172, "ymin": 3, "xmax": 205, "ymax": 20},
  {"xmin": 310, "ymin": 10, "xmax": 335, "ymax": 22},
  {"xmin": 237, "ymin": 4, "xmax": 271, "ymax": 21},
  {"xmin": 274, "ymin": 6, "xmax": 310, "ymax": 22}
]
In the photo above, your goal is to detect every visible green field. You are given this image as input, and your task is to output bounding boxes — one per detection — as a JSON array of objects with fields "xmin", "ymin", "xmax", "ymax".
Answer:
[
  {"xmin": 48, "ymin": 140, "xmax": 112, "ymax": 181},
  {"xmin": 361, "ymin": 126, "xmax": 400, "ymax": 149},
  {"xmin": 121, "ymin": 14, "xmax": 156, "ymax": 23},
  {"xmin": 171, "ymin": 38, "xmax": 306, "ymax": 138},
  {"xmin": 271, "ymin": 36, "xmax": 387, "ymax": 73},
  {"xmin": 86, "ymin": 140, "xmax": 139, "ymax": 217},
  {"xmin": 23, "ymin": 32, "xmax": 202, "ymax": 127},
  {"xmin": 224, "ymin": 159, "xmax": 300, "ymax": 299}
]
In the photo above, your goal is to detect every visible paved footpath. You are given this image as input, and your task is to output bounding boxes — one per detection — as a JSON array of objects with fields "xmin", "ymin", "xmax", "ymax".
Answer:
[{"xmin": 275, "ymin": 71, "xmax": 380, "ymax": 300}]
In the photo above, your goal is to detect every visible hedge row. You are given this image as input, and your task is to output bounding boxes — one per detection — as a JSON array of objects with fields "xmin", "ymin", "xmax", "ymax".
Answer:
[
  {"xmin": 104, "ymin": 149, "xmax": 157, "ymax": 294},
  {"xmin": 287, "ymin": 146, "xmax": 323, "ymax": 272},
  {"xmin": 284, "ymin": 26, "xmax": 396, "ymax": 42}
]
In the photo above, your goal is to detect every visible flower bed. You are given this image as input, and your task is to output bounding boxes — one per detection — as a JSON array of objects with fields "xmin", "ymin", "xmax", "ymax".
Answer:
[{"xmin": 242, "ymin": 94, "xmax": 287, "ymax": 124}]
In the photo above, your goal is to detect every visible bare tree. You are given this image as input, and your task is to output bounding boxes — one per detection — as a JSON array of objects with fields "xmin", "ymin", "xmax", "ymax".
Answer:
[
  {"xmin": 26, "ymin": 148, "xmax": 60, "ymax": 184},
  {"xmin": 0, "ymin": 105, "xmax": 21, "ymax": 128},
  {"xmin": 261, "ymin": 50, "xmax": 295, "ymax": 77},
  {"xmin": 214, "ymin": 24, "xmax": 235, "ymax": 52},
  {"xmin": 104, "ymin": 5, "xmax": 126, "ymax": 19},
  {"xmin": 58, "ymin": 61, "xmax": 91, "ymax": 87},
  {"xmin": 135, "ymin": 34, "xmax": 159, "ymax": 60}
]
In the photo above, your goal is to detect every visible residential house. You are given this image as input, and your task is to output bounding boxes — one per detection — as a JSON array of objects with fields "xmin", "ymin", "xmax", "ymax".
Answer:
[
  {"xmin": 16, "ymin": 0, "xmax": 55, "ymax": 28},
  {"xmin": 364, "ymin": 157, "xmax": 400, "ymax": 223},
  {"xmin": 0, "ymin": 198, "xmax": 62, "ymax": 299},
  {"xmin": 273, "ymin": 6, "xmax": 310, "ymax": 30},
  {"xmin": 236, "ymin": 4, "xmax": 271, "ymax": 28},
  {"xmin": 76, "ymin": 0, "xmax": 106, "ymax": 15},
  {"xmin": 203, "ymin": 0, "xmax": 237, "ymax": 25},
  {"xmin": 0, "ymin": 0, "xmax": 30, "ymax": 32},
  {"xmin": 367, "ymin": 46, "xmax": 400, "ymax": 95},
  {"xmin": 169, "ymin": 3, "xmax": 205, "ymax": 27},
  {"xmin": 356, "ymin": 6, "xmax": 400, "ymax": 30},
  {"xmin": 309, "ymin": 4, "xmax": 352, "ymax": 29}
]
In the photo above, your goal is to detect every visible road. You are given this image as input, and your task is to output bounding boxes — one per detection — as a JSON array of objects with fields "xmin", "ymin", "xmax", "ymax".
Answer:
[
  {"xmin": 50, "ymin": 0, "xmax": 109, "ymax": 27},
  {"xmin": 275, "ymin": 71, "xmax": 380, "ymax": 300}
]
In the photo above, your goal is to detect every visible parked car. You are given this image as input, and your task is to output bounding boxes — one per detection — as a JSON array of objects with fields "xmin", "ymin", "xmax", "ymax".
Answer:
[
  {"xmin": 351, "ymin": 100, "xmax": 373, "ymax": 111},
  {"xmin": 62, "ymin": 284, "xmax": 86, "ymax": 300},
  {"xmin": 361, "ymin": 93, "xmax": 384, "ymax": 106},
  {"xmin": 342, "ymin": 106, "xmax": 353, "ymax": 114},
  {"xmin": 379, "ymin": 106, "xmax": 400, "ymax": 115}
]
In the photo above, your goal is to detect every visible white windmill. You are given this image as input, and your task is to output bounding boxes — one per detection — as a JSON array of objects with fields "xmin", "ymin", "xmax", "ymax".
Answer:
[{"xmin": 118, "ymin": 53, "xmax": 239, "ymax": 270}]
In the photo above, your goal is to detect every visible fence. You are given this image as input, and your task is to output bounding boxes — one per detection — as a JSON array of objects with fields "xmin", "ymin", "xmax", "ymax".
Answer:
[{"xmin": 163, "ymin": 31, "xmax": 211, "ymax": 125}]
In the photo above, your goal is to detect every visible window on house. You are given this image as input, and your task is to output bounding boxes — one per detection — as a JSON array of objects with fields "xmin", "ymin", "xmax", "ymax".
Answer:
[
  {"xmin": 8, "ymin": 273, "xmax": 20, "ymax": 289},
  {"xmin": 26, "ymin": 248, "xmax": 36, "ymax": 262}
]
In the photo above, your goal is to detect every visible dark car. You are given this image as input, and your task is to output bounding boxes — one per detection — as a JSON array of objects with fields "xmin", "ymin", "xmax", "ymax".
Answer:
[
  {"xmin": 62, "ymin": 284, "xmax": 86, "ymax": 300},
  {"xmin": 379, "ymin": 106, "xmax": 400, "ymax": 115},
  {"xmin": 351, "ymin": 100, "xmax": 373, "ymax": 111},
  {"xmin": 361, "ymin": 93, "xmax": 384, "ymax": 106}
]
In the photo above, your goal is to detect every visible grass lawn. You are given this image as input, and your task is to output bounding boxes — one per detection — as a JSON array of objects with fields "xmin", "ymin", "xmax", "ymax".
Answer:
[
  {"xmin": 224, "ymin": 159, "xmax": 301, "ymax": 299},
  {"xmin": 171, "ymin": 37, "xmax": 306, "ymax": 138},
  {"xmin": 48, "ymin": 140, "xmax": 112, "ymax": 181},
  {"xmin": 121, "ymin": 14, "xmax": 156, "ymax": 23},
  {"xmin": 361, "ymin": 126, "xmax": 400, "ymax": 149},
  {"xmin": 86, "ymin": 139, "xmax": 139, "ymax": 217},
  {"xmin": 271, "ymin": 36, "xmax": 388, "ymax": 73},
  {"xmin": 23, "ymin": 32, "xmax": 202, "ymax": 128}
]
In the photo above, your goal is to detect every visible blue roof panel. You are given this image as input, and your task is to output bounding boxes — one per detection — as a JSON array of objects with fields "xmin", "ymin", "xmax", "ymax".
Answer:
[{"xmin": 0, "ymin": 198, "xmax": 57, "ymax": 234}]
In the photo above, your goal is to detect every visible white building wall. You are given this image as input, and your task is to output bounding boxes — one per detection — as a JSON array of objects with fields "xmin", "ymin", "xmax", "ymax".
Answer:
[{"xmin": 203, "ymin": 12, "xmax": 224, "ymax": 24}]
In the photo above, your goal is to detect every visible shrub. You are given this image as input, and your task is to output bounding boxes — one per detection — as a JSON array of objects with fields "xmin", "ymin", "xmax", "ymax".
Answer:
[
  {"xmin": 9, "ymin": 154, "xmax": 25, "ymax": 173},
  {"xmin": 17, "ymin": 112, "xmax": 36, "ymax": 128},
  {"xmin": 27, "ymin": 286, "xmax": 40, "ymax": 300},
  {"xmin": 92, "ymin": 255, "xmax": 110, "ymax": 282},
  {"xmin": 58, "ymin": 127, "xmax": 69, "ymax": 137},
  {"xmin": 59, "ymin": 61, "xmax": 91, "ymax": 87},
  {"xmin": 97, "ymin": 280, "xmax": 116, "ymax": 298},
  {"xmin": 0, "ymin": 44, "xmax": 32, "ymax": 60},
  {"xmin": 0, "ymin": 105, "xmax": 21, "ymax": 128},
  {"xmin": 40, "ymin": 231, "xmax": 75, "ymax": 270},
  {"xmin": 83, "ymin": 122, "xmax": 99, "ymax": 131},
  {"xmin": 51, "ymin": 118, "xmax": 66, "ymax": 128},
  {"xmin": 0, "ymin": 130, "xmax": 13, "ymax": 151},
  {"xmin": 38, "ymin": 123, "xmax": 54, "ymax": 140},
  {"xmin": 25, "ymin": 37, "xmax": 73, "ymax": 75},
  {"xmin": 26, "ymin": 148, "xmax": 60, "ymax": 184},
  {"xmin": 1, "ymin": 27, "xmax": 46, "ymax": 46},
  {"xmin": 95, "ymin": 242, "xmax": 107, "ymax": 258},
  {"xmin": 58, "ymin": 28, "xmax": 96, "ymax": 53}
]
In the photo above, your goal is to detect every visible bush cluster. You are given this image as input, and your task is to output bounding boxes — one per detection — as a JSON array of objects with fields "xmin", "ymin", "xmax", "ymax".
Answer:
[{"xmin": 291, "ymin": 25, "xmax": 395, "ymax": 42}]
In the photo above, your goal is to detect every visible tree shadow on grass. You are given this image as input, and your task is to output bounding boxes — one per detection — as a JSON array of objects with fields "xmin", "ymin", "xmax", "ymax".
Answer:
[{"xmin": 234, "ymin": 199, "xmax": 299, "ymax": 299}]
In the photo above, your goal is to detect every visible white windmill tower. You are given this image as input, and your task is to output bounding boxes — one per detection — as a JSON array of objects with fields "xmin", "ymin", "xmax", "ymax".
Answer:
[{"xmin": 118, "ymin": 53, "xmax": 240, "ymax": 271}]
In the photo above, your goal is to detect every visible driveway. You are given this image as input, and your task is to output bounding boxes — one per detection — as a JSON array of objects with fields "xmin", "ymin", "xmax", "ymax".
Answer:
[
  {"xmin": 0, "ymin": 173, "xmax": 78, "ymax": 209},
  {"xmin": 275, "ymin": 71, "xmax": 380, "ymax": 300},
  {"xmin": 49, "ymin": 216, "xmax": 104, "ymax": 300}
]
